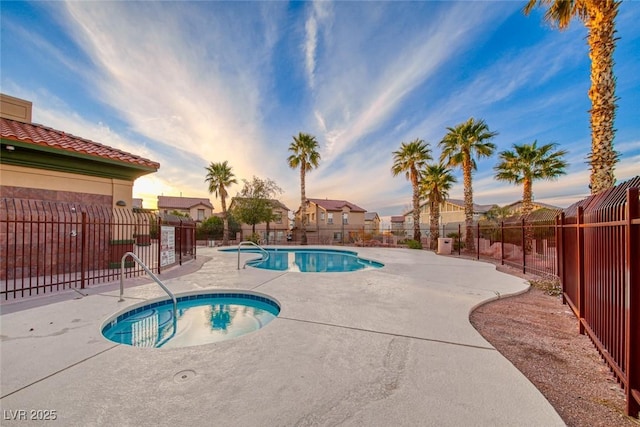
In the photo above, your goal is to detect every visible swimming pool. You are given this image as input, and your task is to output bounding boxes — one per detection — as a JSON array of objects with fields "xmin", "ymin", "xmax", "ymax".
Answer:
[
  {"xmin": 225, "ymin": 247, "xmax": 384, "ymax": 272},
  {"xmin": 102, "ymin": 291, "xmax": 280, "ymax": 348}
]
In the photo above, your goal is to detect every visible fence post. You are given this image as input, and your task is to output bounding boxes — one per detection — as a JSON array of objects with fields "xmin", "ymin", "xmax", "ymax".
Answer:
[
  {"xmin": 501, "ymin": 221, "xmax": 505, "ymax": 266},
  {"xmin": 178, "ymin": 219, "xmax": 183, "ymax": 266},
  {"xmin": 522, "ymin": 218, "xmax": 526, "ymax": 274},
  {"xmin": 557, "ymin": 213, "xmax": 566, "ymax": 305},
  {"xmin": 81, "ymin": 212, "xmax": 87, "ymax": 289},
  {"xmin": 476, "ymin": 222, "xmax": 480, "ymax": 260},
  {"xmin": 625, "ymin": 188, "xmax": 640, "ymax": 417},
  {"xmin": 458, "ymin": 224, "xmax": 461, "ymax": 256},
  {"xmin": 577, "ymin": 206, "xmax": 585, "ymax": 334},
  {"xmin": 157, "ymin": 217, "xmax": 162, "ymax": 274}
]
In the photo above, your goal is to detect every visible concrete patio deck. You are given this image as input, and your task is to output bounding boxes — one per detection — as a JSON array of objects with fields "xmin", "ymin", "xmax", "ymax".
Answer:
[{"xmin": 0, "ymin": 247, "xmax": 565, "ymax": 426}]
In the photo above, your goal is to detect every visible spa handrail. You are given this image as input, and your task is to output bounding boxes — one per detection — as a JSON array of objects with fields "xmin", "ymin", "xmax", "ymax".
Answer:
[
  {"xmin": 119, "ymin": 252, "xmax": 177, "ymax": 316},
  {"xmin": 237, "ymin": 241, "xmax": 269, "ymax": 269}
]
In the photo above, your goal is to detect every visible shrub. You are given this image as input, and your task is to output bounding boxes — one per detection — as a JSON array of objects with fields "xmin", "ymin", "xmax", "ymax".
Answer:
[
  {"xmin": 446, "ymin": 232, "xmax": 464, "ymax": 250},
  {"xmin": 529, "ymin": 276, "xmax": 562, "ymax": 296},
  {"xmin": 406, "ymin": 239, "xmax": 422, "ymax": 249},
  {"xmin": 246, "ymin": 233, "xmax": 261, "ymax": 244}
]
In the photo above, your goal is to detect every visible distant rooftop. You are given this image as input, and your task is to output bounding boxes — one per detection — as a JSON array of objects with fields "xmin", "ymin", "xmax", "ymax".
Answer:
[
  {"xmin": 158, "ymin": 196, "xmax": 213, "ymax": 210},
  {"xmin": 307, "ymin": 198, "xmax": 366, "ymax": 212},
  {"xmin": 364, "ymin": 212, "xmax": 379, "ymax": 221}
]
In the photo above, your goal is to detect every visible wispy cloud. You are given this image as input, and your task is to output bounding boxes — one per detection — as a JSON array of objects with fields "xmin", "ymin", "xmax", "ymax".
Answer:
[{"xmin": 3, "ymin": 1, "xmax": 637, "ymax": 216}]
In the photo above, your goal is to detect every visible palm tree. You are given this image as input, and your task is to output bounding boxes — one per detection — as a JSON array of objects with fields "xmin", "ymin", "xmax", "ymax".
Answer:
[
  {"xmin": 204, "ymin": 161, "xmax": 237, "ymax": 246},
  {"xmin": 440, "ymin": 118, "xmax": 497, "ymax": 252},
  {"xmin": 287, "ymin": 132, "xmax": 321, "ymax": 245},
  {"xmin": 494, "ymin": 141, "xmax": 568, "ymax": 217},
  {"xmin": 419, "ymin": 163, "xmax": 457, "ymax": 250},
  {"xmin": 391, "ymin": 139, "xmax": 432, "ymax": 242},
  {"xmin": 524, "ymin": 0, "xmax": 619, "ymax": 194},
  {"xmin": 482, "ymin": 205, "xmax": 513, "ymax": 223}
]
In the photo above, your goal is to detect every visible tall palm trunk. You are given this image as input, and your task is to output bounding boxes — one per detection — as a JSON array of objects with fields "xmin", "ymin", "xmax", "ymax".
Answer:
[
  {"xmin": 221, "ymin": 194, "xmax": 229, "ymax": 246},
  {"xmin": 411, "ymin": 166, "xmax": 421, "ymax": 242},
  {"xmin": 463, "ymin": 158, "xmax": 475, "ymax": 252},
  {"xmin": 522, "ymin": 177, "xmax": 534, "ymax": 254},
  {"xmin": 522, "ymin": 178, "xmax": 533, "ymax": 216},
  {"xmin": 429, "ymin": 198, "xmax": 440, "ymax": 250},
  {"xmin": 587, "ymin": 2, "xmax": 618, "ymax": 194},
  {"xmin": 300, "ymin": 165, "xmax": 307, "ymax": 245}
]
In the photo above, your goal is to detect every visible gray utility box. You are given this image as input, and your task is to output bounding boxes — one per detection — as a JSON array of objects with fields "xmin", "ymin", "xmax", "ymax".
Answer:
[{"xmin": 437, "ymin": 238, "xmax": 452, "ymax": 255}]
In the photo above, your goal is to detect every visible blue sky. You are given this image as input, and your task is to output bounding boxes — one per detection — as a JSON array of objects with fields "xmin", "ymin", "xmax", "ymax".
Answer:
[{"xmin": 2, "ymin": 1, "xmax": 639, "ymax": 223}]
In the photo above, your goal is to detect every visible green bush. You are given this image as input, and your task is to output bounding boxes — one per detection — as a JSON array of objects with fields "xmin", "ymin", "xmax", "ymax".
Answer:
[
  {"xmin": 246, "ymin": 233, "xmax": 261, "ymax": 244},
  {"xmin": 406, "ymin": 239, "xmax": 422, "ymax": 249}
]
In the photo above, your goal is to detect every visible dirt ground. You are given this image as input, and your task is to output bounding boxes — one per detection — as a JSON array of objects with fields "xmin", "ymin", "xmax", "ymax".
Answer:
[{"xmin": 469, "ymin": 266, "xmax": 639, "ymax": 427}]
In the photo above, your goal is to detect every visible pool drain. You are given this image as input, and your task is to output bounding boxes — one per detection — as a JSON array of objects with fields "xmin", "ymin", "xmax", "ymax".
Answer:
[{"xmin": 174, "ymin": 369, "xmax": 196, "ymax": 383}]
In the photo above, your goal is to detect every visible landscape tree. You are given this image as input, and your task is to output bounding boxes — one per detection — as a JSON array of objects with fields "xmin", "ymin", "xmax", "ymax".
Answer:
[
  {"xmin": 482, "ymin": 205, "xmax": 514, "ymax": 224},
  {"xmin": 440, "ymin": 118, "xmax": 497, "ymax": 252},
  {"xmin": 196, "ymin": 214, "xmax": 240, "ymax": 241},
  {"xmin": 419, "ymin": 163, "xmax": 457, "ymax": 250},
  {"xmin": 231, "ymin": 176, "xmax": 283, "ymax": 241},
  {"xmin": 524, "ymin": 0, "xmax": 620, "ymax": 194},
  {"xmin": 494, "ymin": 141, "xmax": 568, "ymax": 252},
  {"xmin": 392, "ymin": 139, "xmax": 432, "ymax": 242},
  {"xmin": 287, "ymin": 132, "xmax": 321, "ymax": 245},
  {"xmin": 205, "ymin": 161, "xmax": 237, "ymax": 246},
  {"xmin": 494, "ymin": 141, "xmax": 568, "ymax": 217}
]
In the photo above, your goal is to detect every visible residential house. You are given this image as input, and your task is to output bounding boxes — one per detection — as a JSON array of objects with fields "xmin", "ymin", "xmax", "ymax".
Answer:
[
  {"xmin": 157, "ymin": 196, "xmax": 213, "ymax": 222},
  {"xmin": 364, "ymin": 212, "xmax": 381, "ymax": 235},
  {"xmin": 132, "ymin": 198, "xmax": 144, "ymax": 209},
  {"xmin": 228, "ymin": 198, "xmax": 290, "ymax": 244},
  {"xmin": 390, "ymin": 216, "xmax": 406, "ymax": 236},
  {"xmin": 403, "ymin": 198, "xmax": 494, "ymax": 238},
  {"xmin": 504, "ymin": 200, "xmax": 562, "ymax": 215},
  {"xmin": 294, "ymin": 198, "xmax": 367, "ymax": 244}
]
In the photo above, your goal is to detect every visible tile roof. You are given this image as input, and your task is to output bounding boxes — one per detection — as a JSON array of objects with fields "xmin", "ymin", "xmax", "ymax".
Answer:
[
  {"xmin": 307, "ymin": 198, "xmax": 366, "ymax": 212},
  {"xmin": 505, "ymin": 200, "xmax": 563, "ymax": 211},
  {"xmin": 158, "ymin": 196, "xmax": 213, "ymax": 209},
  {"xmin": 390, "ymin": 216, "xmax": 405, "ymax": 223},
  {"xmin": 0, "ymin": 117, "xmax": 160, "ymax": 170},
  {"xmin": 445, "ymin": 198, "xmax": 495, "ymax": 213}
]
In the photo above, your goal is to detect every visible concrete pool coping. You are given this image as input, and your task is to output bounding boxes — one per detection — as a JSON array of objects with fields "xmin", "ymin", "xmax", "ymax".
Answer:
[{"xmin": 0, "ymin": 246, "xmax": 565, "ymax": 426}]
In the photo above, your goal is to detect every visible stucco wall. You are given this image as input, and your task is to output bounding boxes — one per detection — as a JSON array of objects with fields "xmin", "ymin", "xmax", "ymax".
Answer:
[{"xmin": 1, "ymin": 164, "xmax": 133, "ymax": 208}]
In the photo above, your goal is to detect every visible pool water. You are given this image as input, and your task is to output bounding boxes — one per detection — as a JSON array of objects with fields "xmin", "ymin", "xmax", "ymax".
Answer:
[
  {"xmin": 102, "ymin": 292, "xmax": 280, "ymax": 348},
  {"xmin": 230, "ymin": 248, "xmax": 383, "ymax": 272}
]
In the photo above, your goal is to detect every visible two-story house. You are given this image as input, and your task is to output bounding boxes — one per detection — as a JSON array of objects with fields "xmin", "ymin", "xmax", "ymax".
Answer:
[
  {"xmin": 364, "ymin": 212, "xmax": 381, "ymax": 235},
  {"xmin": 404, "ymin": 198, "xmax": 495, "ymax": 236},
  {"xmin": 295, "ymin": 198, "xmax": 367, "ymax": 244},
  {"xmin": 390, "ymin": 216, "xmax": 406, "ymax": 236},
  {"xmin": 157, "ymin": 196, "xmax": 213, "ymax": 222}
]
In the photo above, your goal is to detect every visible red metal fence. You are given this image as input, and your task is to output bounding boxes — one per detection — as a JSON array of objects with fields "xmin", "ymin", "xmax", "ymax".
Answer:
[
  {"xmin": 557, "ymin": 177, "xmax": 639, "ymax": 417},
  {"xmin": 433, "ymin": 216, "xmax": 558, "ymax": 277},
  {"xmin": 0, "ymin": 199, "xmax": 196, "ymax": 300}
]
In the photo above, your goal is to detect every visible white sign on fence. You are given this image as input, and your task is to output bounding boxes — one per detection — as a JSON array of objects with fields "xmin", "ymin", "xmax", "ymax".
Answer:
[{"xmin": 160, "ymin": 226, "xmax": 175, "ymax": 267}]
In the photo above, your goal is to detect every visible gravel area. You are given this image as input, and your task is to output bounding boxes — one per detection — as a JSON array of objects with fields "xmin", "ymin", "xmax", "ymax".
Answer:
[{"xmin": 470, "ymin": 273, "xmax": 639, "ymax": 427}]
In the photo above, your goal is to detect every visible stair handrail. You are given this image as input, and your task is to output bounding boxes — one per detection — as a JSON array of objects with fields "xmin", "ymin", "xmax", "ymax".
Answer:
[
  {"xmin": 237, "ymin": 241, "xmax": 269, "ymax": 270},
  {"xmin": 119, "ymin": 252, "xmax": 177, "ymax": 316}
]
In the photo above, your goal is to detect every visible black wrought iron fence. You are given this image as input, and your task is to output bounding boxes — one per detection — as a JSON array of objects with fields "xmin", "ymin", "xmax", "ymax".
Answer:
[{"xmin": 0, "ymin": 199, "xmax": 196, "ymax": 300}]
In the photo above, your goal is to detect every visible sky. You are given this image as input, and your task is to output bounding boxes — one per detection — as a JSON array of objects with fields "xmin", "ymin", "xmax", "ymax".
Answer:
[{"xmin": 2, "ymin": 1, "xmax": 639, "ymax": 225}]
